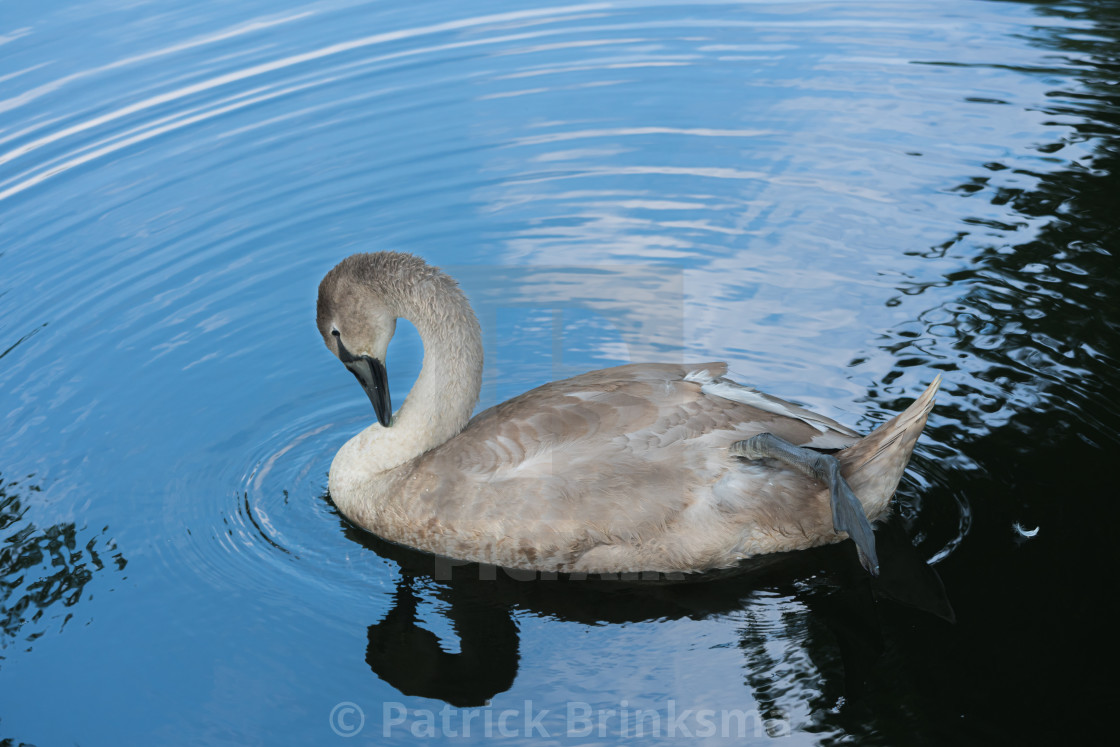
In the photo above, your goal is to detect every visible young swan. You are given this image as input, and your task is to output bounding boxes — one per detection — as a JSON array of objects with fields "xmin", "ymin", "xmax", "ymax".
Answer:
[{"xmin": 317, "ymin": 252, "xmax": 940, "ymax": 576}]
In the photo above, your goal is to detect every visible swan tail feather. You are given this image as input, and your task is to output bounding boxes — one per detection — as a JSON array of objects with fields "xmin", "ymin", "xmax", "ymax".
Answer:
[{"xmin": 839, "ymin": 375, "xmax": 941, "ymax": 519}]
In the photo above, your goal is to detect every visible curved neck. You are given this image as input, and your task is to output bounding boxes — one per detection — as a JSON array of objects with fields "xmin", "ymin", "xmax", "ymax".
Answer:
[
  {"xmin": 331, "ymin": 274, "xmax": 483, "ymax": 496},
  {"xmin": 394, "ymin": 284, "xmax": 483, "ymax": 454}
]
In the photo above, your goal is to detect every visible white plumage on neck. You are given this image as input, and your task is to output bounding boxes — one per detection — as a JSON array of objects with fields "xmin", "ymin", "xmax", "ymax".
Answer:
[{"xmin": 321, "ymin": 254, "xmax": 482, "ymax": 519}]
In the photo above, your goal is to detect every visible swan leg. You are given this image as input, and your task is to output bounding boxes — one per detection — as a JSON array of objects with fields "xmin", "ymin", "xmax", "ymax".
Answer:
[{"xmin": 730, "ymin": 433, "xmax": 880, "ymax": 576}]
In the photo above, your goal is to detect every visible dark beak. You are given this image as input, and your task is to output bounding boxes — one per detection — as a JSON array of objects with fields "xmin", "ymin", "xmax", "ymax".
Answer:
[
  {"xmin": 345, "ymin": 356, "xmax": 392, "ymax": 427},
  {"xmin": 336, "ymin": 337, "xmax": 392, "ymax": 427}
]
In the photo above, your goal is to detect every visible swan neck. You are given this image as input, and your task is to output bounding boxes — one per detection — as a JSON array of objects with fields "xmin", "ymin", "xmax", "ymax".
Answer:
[
  {"xmin": 326, "ymin": 257, "xmax": 483, "ymax": 521},
  {"xmin": 396, "ymin": 284, "xmax": 483, "ymax": 451}
]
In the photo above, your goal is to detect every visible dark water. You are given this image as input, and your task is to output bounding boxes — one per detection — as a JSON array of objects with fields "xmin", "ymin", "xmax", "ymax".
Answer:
[{"xmin": 1, "ymin": 0, "xmax": 1117, "ymax": 743}]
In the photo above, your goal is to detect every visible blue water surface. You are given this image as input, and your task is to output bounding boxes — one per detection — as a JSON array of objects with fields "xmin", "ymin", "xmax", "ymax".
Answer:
[{"xmin": 2, "ymin": 0, "xmax": 1117, "ymax": 744}]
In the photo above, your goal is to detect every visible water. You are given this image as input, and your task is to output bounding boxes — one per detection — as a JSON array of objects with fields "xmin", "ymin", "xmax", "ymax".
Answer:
[{"xmin": 1, "ymin": 0, "xmax": 1116, "ymax": 743}]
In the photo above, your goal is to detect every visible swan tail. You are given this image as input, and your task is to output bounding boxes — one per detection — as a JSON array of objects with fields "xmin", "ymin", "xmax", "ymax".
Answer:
[{"xmin": 838, "ymin": 375, "xmax": 941, "ymax": 519}]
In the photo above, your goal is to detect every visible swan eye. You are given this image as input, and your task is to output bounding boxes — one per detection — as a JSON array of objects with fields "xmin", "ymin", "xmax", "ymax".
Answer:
[{"xmin": 331, "ymin": 329, "xmax": 340, "ymax": 338}]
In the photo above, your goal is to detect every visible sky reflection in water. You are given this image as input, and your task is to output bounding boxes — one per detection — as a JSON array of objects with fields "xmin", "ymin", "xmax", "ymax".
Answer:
[{"xmin": 1, "ymin": 0, "xmax": 1117, "ymax": 743}]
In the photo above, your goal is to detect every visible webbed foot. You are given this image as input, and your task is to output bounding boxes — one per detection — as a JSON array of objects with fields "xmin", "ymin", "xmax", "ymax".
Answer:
[{"xmin": 731, "ymin": 433, "xmax": 879, "ymax": 575}]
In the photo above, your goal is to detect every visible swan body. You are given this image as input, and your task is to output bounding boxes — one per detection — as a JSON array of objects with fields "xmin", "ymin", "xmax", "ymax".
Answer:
[{"xmin": 317, "ymin": 252, "xmax": 939, "ymax": 575}]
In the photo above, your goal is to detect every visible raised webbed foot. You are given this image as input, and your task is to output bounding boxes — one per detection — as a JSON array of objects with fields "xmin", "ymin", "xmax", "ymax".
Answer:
[{"xmin": 731, "ymin": 433, "xmax": 879, "ymax": 575}]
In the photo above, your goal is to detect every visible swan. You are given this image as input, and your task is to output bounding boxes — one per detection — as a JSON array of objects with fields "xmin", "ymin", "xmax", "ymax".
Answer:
[{"xmin": 317, "ymin": 252, "xmax": 940, "ymax": 576}]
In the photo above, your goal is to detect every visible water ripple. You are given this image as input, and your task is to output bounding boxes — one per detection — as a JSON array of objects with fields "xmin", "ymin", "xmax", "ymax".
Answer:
[
  {"xmin": 2, "ymin": 0, "xmax": 1079, "ymax": 593},
  {"xmin": 2, "ymin": 0, "xmax": 1117, "ymax": 741}
]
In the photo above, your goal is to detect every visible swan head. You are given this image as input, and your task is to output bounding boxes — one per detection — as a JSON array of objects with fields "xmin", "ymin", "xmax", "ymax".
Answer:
[{"xmin": 317, "ymin": 256, "xmax": 399, "ymax": 427}]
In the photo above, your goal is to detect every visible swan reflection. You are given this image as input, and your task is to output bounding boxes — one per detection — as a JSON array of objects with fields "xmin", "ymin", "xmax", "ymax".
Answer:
[{"xmin": 341, "ymin": 515, "xmax": 952, "ymax": 711}]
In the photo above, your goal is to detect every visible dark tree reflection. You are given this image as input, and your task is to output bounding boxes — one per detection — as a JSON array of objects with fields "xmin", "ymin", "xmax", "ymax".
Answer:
[
  {"xmin": 0, "ymin": 473, "xmax": 127, "ymax": 665},
  {"xmin": 804, "ymin": 1, "xmax": 1120, "ymax": 741}
]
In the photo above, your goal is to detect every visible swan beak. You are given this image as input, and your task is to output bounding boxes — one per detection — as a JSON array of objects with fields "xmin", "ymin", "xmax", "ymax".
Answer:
[{"xmin": 345, "ymin": 356, "xmax": 393, "ymax": 427}]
